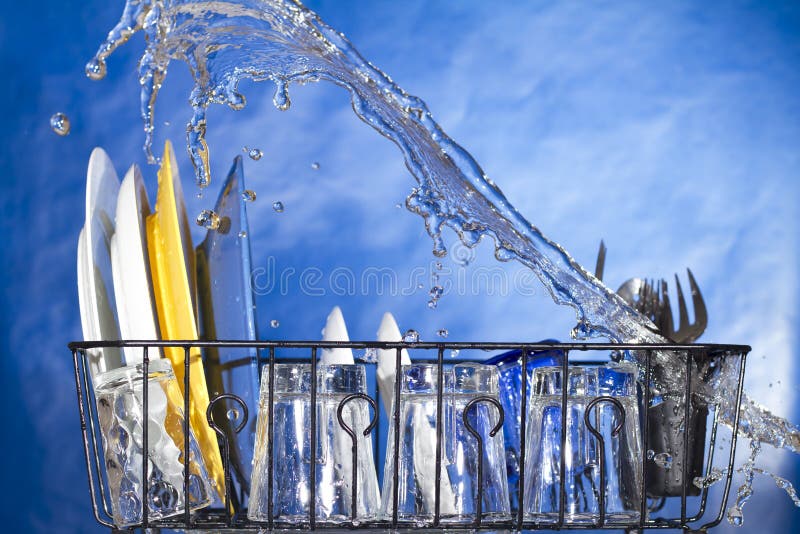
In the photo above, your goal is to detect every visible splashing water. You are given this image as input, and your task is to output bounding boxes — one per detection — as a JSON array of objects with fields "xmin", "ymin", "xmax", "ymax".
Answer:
[
  {"xmin": 728, "ymin": 440, "xmax": 761, "ymax": 525},
  {"xmin": 88, "ymin": 0, "xmax": 800, "ymax": 476},
  {"xmin": 694, "ymin": 467, "xmax": 728, "ymax": 490}
]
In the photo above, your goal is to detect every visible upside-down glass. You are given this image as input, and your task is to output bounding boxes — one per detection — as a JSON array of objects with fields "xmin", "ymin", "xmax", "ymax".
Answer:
[
  {"xmin": 523, "ymin": 363, "xmax": 642, "ymax": 525},
  {"xmin": 249, "ymin": 364, "xmax": 380, "ymax": 523},
  {"xmin": 380, "ymin": 363, "xmax": 511, "ymax": 525},
  {"xmin": 94, "ymin": 359, "xmax": 214, "ymax": 527},
  {"xmin": 487, "ymin": 344, "xmax": 563, "ymax": 512}
]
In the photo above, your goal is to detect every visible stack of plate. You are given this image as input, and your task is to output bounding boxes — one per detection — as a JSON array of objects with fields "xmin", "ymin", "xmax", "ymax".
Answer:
[{"xmin": 77, "ymin": 142, "xmax": 261, "ymax": 502}]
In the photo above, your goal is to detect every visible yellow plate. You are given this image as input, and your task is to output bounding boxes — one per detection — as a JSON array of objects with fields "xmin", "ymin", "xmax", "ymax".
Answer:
[{"xmin": 146, "ymin": 140, "xmax": 225, "ymax": 501}]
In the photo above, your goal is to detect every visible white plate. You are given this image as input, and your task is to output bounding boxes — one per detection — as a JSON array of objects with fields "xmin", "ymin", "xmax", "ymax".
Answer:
[
  {"xmin": 111, "ymin": 164, "xmax": 160, "ymax": 364},
  {"xmin": 77, "ymin": 147, "xmax": 122, "ymax": 378}
]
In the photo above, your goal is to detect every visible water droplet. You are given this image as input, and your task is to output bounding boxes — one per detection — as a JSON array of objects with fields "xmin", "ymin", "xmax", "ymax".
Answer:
[
  {"xmin": 196, "ymin": 192, "xmax": 203, "ymax": 199},
  {"xmin": 494, "ymin": 246, "xmax": 516, "ymax": 262},
  {"xmin": 270, "ymin": 319, "xmax": 280, "ymax": 328},
  {"xmin": 247, "ymin": 147, "xmax": 263, "ymax": 160},
  {"xmin": 238, "ymin": 230, "xmax": 247, "ymax": 238},
  {"xmin": 85, "ymin": 58, "xmax": 107, "ymax": 80},
  {"xmin": 449, "ymin": 349, "xmax": 460, "ymax": 359},
  {"xmin": 242, "ymin": 189, "xmax": 257, "ymax": 202},
  {"xmin": 50, "ymin": 113, "xmax": 70, "ymax": 136},
  {"xmin": 437, "ymin": 329, "xmax": 448, "ymax": 338},
  {"xmin": 196, "ymin": 209, "xmax": 220, "ymax": 230},
  {"xmin": 403, "ymin": 329, "xmax": 420, "ymax": 343},
  {"xmin": 727, "ymin": 506, "xmax": 743, "ymax": 526},
  {"xmin": 417, "ymin": 283, "xmax": 424, "ymax": 289},
  {"xmin": 435, "ymin": 262, "xmax": 443, "ymax": 270},
  {"xmin": 226, "ymin": 408, "xmax": 240, "ymax": 421},
  {"xmin": 653, "ymin": 452, "xmax": 673, "ymax": 470},
  {"xmin": 646, "ymin": 449, "xmax": 655, "ymax": 460},
  {"xmin": 164, "ymin": 120, "xmax": 171, "ymax": 126},
  {"xmin": 360, "ymin": 348, "xmax": 378, "ymax": 363},
  {"xmin": 428, "ymin": 285, "xmax": 443, "ymax": 309},
  {"xmin": 272, "ymin": 201, "xmax": 284, "ymax": 213},
  {"xmin": 395, "ymin": 203, "xmax": 402, "ymax": 209},
  {"xmin": 273, "ymin": 80, "xmax": 291, "ymax": 110},
  {"xmin": 311, "ymin": 161, "xmax": 320, "ymax": 170}
]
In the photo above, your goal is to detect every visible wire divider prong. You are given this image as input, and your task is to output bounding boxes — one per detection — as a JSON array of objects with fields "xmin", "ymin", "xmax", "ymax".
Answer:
[
  {"xmin": 336, "ymin": 393, "xmax": 378, "ymax": 522},
  {"xmin": 462, "ymin": 396, "xmax": 504, "ymax": 528},
  {"xmin": 584, "ymin": 395, "xmax": 626, "ymax": 528},
  {"xmin": 433, "ymin": 345, "xmax": 445, "ymax": 527}
]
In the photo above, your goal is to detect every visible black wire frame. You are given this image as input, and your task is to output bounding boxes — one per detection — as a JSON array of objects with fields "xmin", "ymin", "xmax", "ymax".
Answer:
[{"xmin": 69, "ymin": 340, "xmax": 750, "ymax": 532}]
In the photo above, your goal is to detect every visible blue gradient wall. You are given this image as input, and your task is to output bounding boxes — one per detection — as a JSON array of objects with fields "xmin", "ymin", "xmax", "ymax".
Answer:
[{"xmin": 1, "ymin": 1, "xmax": 798, "ymax": 531}]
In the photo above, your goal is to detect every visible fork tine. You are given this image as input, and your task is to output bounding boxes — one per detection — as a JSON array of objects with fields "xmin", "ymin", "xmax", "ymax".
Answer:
[
  {"xmin": 687, "ymin": 268, "xmax": 708, "ymax": 331},
  {"xmin": 674, "ymin": 274, "xmax": 690, "ymax": 331},
  {"xmin": 637, "ymin": 279, "xmax": 647, "ymax": 314},
  {"xmin": 660, "ymin": 279, "xmax": 675, "ymax": 339},
  {"xmin": 594, "ymin": 239, "xmax": 607, "ymax": 281},
  {"xmin": 645, "ymin": 279, "xmax": 654, "ymax": 319}
]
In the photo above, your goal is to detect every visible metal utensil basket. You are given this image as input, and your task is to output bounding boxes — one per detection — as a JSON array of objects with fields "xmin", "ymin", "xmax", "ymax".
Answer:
[{"xmin": 69, "ymin": 340, "xmax": 749, "ymax": 532}]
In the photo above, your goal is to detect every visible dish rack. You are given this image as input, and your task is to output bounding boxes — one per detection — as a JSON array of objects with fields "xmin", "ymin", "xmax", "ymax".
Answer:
[{"xmin": 68, "ymin": 340, "xmax": 750, "ymax": 533}]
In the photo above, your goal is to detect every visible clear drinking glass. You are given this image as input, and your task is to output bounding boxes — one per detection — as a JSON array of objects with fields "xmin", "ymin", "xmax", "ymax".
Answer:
[
  {"xmin": 487, "ymin": 345, "xmax": 563, "ymax": 512},
  {"xmin": 94, "ymin": 358, "xmax": 213, "ymax": 527},
  {"xmin": 523, "ymin": 363, "xmax": 642, "ymax": 525},
  {"xmin": 380, "ymin": 363, "xmax": 511, "ymax": 525},
  {"xmin": 249, "ymin": 363, "xmax": 380, "ymax": 524}
]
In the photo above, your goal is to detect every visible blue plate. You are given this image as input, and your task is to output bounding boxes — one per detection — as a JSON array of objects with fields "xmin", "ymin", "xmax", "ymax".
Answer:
[{"xmin": 196, "ymin": 156, "xmax": 260, "ymax": 496}]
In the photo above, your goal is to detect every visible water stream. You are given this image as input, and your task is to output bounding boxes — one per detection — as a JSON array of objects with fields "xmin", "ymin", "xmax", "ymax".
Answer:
[{"xmin": 86, "ymin": 0, "xmax": 799, "ymax": 515}]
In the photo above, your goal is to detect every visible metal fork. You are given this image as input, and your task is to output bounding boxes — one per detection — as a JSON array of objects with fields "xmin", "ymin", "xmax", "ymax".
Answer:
[
  {"xmin": 653, "ymin": 270, "xmax": 708, "ymax": 343},
  {"xmin": 594, "ymin": 241, "xmax": 707, "ymax": 342}
]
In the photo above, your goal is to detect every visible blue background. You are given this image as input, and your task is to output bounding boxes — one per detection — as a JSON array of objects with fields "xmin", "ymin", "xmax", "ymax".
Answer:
[{"xmin": 1, "ymin": 1, "xmax": 798, "ymax": 532}]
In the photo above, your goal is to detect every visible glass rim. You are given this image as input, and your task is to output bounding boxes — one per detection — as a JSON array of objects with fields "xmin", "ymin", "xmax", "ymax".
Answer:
[{"xmin": 94, "ymin": 358, "xmax": 173, "ymax": 392}]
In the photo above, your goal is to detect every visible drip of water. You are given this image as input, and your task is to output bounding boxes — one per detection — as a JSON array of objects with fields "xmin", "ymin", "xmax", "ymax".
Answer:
[
  {"xmin": 88, "ymin": 0, "xmax": 800, "ymax": 462},
  {"xmin": 270, "ymin": 319, "xmax": 280, "ymax": 328},
  {"xmin": 436, "ymin": 328, "xmax": 448, "ymax": 338},
  {"xmin": 694, "ymin": 467, "xmax": 728, "ymax": 489},
  {"xmin": 195, "ymin": 209, "xmax": 220, "ymax": 230},
  {"xmin": 653, "ymin": 452, "xmax": 673, "ymax": 470},
  {"xmin": 403, "ymin": 329, "xmax": 420, "ymax": 343},
  {"xmin": 427, "ymin": 285, "xmax": 443, "ymax": 309},
  {"xmin": 751, "ymin": 467, "xmax": 800, "ymax": 508},
  {"xmin": 728, "ymin": 440, "xmax": 761, "ymax": 525},
  {"xmin": 359, "ymin": 348, "xmax": 378, "ymax": 363},
  {"xmin": 242, "ymin": 189, "xmax": 257, "ymax": 202},
  {"xmin": 50, "ymin": 112, "xmax": 70, "ymax": 136},
  {"xmin": 272, "ymin": 201, "xmax": 284, "ymax": 213},
  {"xmin": 243, "ymin": 146, "xmax": 263, "ymax": 160}
]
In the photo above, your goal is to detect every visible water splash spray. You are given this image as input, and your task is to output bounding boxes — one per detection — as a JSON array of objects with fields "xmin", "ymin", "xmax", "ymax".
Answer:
[{"xmin": 87, "ymin": 0, "xmax": 800, "ymax": 473}]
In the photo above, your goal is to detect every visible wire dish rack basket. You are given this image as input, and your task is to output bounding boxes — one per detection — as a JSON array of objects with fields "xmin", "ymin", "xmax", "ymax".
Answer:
[{"xmin": 69, "ymin": 340, "xmax": 750, "ymax": 533}]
